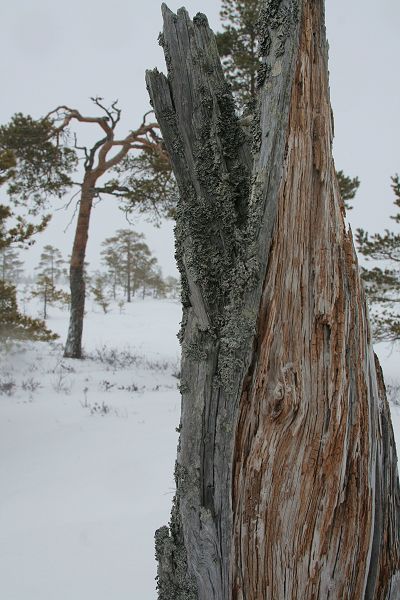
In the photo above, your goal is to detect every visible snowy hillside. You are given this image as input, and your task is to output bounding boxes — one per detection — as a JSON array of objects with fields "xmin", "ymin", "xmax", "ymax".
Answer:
[{"xmin": 0, "ymin": 297, "xmax": 399, "ymax": 599}]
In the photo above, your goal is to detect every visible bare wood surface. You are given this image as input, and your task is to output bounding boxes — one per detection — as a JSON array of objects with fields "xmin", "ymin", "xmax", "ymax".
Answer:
[{"xmin": 147, "ymin": 2, "xmax": 400, "ymax": 598}]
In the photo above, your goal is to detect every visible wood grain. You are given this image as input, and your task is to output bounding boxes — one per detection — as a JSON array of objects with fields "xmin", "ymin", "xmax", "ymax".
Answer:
[{"xmin": 147, "ymin": 2, "xmax": 400, "ymax": 598}]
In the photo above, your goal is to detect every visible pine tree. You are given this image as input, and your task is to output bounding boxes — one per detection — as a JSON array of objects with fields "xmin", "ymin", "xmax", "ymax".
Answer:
[
  {"xmin": 337, "ymin": 170, "xmax": 360, "ymax": 211},
  {"xmin": 0, "ymin": 114, "xmax": 75, "ymax": 250},
  {"xmin": 90, "ymin": 272, "xmax": 111, "ymax": 314},
  {"xmin": 0, "ymin": 203, "xmax": 50, "ymax": 251},
  {"xmin": 0, "ymin": 247, "xmax": 24, "ymax": 284},
  {"xmin": 35, "ymin": 245, "xmax": 65, "ymax": 287},
  {"xmin": 114, "ymin": 147, "xmax": 177, "ymax": 221},
  {"xmin": 32, "ymin": 246, "xmax": 69, "ymax": 319},
  {"xmin": 216, "ymin": 0, "xmax": 262, "ymax": 110},
  {"xmin": 0, "ymin": 129, "xmax": 58, "ymax": 342},
  {"xmin": 164, "ymin": 275, "xmax": 181, "ymax": 299},
  {"xmin": 356, "ymin": 175, "xmax": 400, "ymax": 342},
  {"xmin": 101, "ymin": 229, "xmax": 159, "ymax": 302},
  {"xmin": 0, "ymin": 114, "xmax": 77, "ymax": 207},
  {"xmin": 41, "ymin": 99, "xmax": 170, "ymax": 358},
  {"xmin": 1, "ymin": 103, "xmax": 171, "ymax": 358},
  {"xmin": 100, "ymin": 245, "xmax": 121, "ymax": 300},
  {"xmin": 136, "ymin": 255, "xmax": 157, "ymax": 299},
  {"xmin": 143, "ymin": 264, "xmax": 165, "ymax": 299},
  {"xmin": 0, "ymin": 146, "xmax": 50, "ymax": 252},
  {"xmin": 0, "ymin": 281, "xmax": 57, "ymax": 342},
  {"xmin": 31, "ymin": 274, "xmax": 69, "ymax": 320}
]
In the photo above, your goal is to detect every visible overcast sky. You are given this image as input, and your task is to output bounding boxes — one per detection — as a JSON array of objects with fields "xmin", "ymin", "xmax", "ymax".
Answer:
[{"xmin": 1, "ymin": 0, "xmax": 399, "ymax": 277}]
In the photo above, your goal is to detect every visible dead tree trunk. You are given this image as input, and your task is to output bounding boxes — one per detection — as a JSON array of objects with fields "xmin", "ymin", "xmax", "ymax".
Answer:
[{"xmin": 147, "ymin": 2, "xmax": 400, "ymax": 599}]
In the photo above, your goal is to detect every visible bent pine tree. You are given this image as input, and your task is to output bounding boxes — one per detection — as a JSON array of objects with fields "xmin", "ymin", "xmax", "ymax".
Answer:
[{"xmin": 147, "ymin": 2, "xmax": 400, "ymax": 599}]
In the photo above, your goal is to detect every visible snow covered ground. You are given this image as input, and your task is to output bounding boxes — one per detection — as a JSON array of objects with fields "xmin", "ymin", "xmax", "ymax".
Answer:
[
  {"xmin": 0, "ymin": 298, "xmax": 181, "ymax": 600},
  {"xmin": 0, "ymin": 297, "xmax": 399, "ymax": 599}
]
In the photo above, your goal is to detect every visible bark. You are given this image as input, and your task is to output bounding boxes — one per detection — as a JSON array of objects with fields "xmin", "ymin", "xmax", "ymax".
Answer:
[
  {"xmin": 127, "ymin": 241, "xmax": 132, "ymax": 303},
  {"xmin": 147, "ymin": 2, "xmax": 400, "ymax": 600},
  {"xmin": 64, "ymin": 180, "xmax": 94, "ymax": 359},
  {"xmin": 43, "ymin": 286, "xmax": 47, "ymax": 320}
]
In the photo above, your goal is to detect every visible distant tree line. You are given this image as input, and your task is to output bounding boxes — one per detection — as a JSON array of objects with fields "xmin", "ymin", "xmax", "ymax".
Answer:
[{"xmin": 0, "ymin": 229, "xmax": 180, "ymax": 326}]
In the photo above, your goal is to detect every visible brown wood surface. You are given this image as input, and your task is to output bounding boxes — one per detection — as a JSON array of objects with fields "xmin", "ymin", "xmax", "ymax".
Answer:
[{"xmin": 147, "ymin": 2, "xmax": 400, "ymax": 598}]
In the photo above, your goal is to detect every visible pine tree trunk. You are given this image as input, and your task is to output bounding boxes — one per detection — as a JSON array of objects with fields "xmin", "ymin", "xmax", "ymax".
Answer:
[
  {"xmin": 113, "ymin": 274, "xmax": 117, "ymax": 301},
  {"xmin": 127, "ymin": 242, "xmax": 132, "ymax": 303},
  {"xmin": 64, "ymin": 182, "xmax": 94, "ymax": 359},
  {"xmin": 147, "ymin": 2, "xmax": 400, "ymax": 599},
  {"xmin": 43, "ymin": 286, "xmax": 47, "ymax": 320},
  {"xmin": 50, "ymin": 256, "xmax": 54, "ymax": 288}
]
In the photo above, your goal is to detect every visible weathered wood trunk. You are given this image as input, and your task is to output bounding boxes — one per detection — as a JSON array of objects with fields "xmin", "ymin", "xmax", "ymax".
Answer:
[
  {"xmin": 64, "ymin": 180, "xmax": 94, "ymax": 359},
  {"xmin": 147, "ymin": 2, "xmax": 400, "ymax": 599}
]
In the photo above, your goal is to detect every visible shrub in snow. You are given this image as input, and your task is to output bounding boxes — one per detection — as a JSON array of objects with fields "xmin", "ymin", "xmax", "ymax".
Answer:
[{"xmin": 0, "ymin": 375, "xmax": 16, "ymax": 396}]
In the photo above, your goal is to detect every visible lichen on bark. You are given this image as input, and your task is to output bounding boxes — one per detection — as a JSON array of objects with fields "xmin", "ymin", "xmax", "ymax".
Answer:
[
  {"xmin": 155, "ymin": 494, "xmax": 198, "ymax": 600},
  {"xmin": 147, "ymin": 1, "xmax": 400, "ymax": 598},
  {"xmin": 146, "ymin": 2, "xmax": 304, "ymax": 596}
]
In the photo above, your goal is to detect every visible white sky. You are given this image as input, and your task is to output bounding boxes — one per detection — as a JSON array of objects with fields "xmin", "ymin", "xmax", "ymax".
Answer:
[{"xmin": 1, "ymin": 0, "xmax": 399, "ymax": 277}]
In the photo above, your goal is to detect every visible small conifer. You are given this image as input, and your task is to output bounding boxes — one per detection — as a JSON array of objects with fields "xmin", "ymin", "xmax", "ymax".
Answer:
[{"xmin": 356, "ymin": 175, "xmax": 400, "ymax": 342}]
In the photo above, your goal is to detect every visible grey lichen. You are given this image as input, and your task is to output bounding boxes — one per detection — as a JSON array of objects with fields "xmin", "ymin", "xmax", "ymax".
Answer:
[
  {"xmin": 158, "ymin": 32, "xmax": 165, "ymax": 48},
  {"xmin": 173, "ymin": 80, "xmax": 251, "ymax": 330},
  {"xmin": 160, "ymin": 108, "xmax": 185, "ymax": 158},
  {"xmin": 173, "ymin": 182, "xmax": 196, "ymax": 309},
  {"xmin": 251, "ymin": 104, "xmax": 262, "ymax": 155},
  {"xmin": 257, "ymin": 62, "xmax": 272, "ymax": 89},
  {"xmin": 155, "ymin": 523, "xmax": 197, "ymax": 600},
  {"xmin": 258, "ymin": 0, "xmax": 299, "ymax": 60},
  {"xmin": 155, "ymin": 465, "xmax": 198, "ymax": 600},
  {"xmin": 184, "ymin": 330, "xmax": 211, "ymax": 362},
  {"xmin": 158, "ymin": 34, "xmax": 173, "ymax": 79},
  {"xmin": 164, "ymin": 9, "xmax": 265, "ymax": 394},
  {"xmin": 257, "ymin": 0, "xmax": 283, "ymax": 57},
  {"xmin": 212, "ymin": 1, "xmax": 302, "ymax": 394},
  {"xmin": 274, "ymin": 2, "xmax": 299, "ymax": 57},
  {"xmin": 178, "ymin": 381, "xmax": 189, "ymax": 394},
  {"xmin": 193, "ymin": 12, "xmax": 209, "ymax": 27},
  {"xmin": 217, "ymin": 260, "xmax": 260, "ymax": 392}
]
